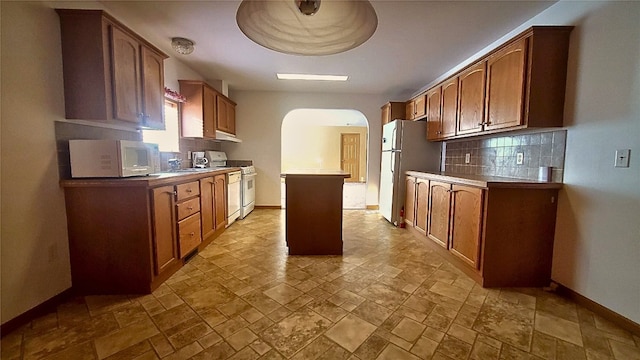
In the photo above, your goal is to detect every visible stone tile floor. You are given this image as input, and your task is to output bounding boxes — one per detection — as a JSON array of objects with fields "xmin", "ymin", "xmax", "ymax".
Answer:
[{"xmin": 2, "ymin": 209, "xmax": 639, "ymax": 360}]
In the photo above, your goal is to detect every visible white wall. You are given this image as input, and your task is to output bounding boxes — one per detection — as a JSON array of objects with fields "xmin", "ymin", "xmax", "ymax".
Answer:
[
  {"xmin": 0, "ymin": 1, "xmax": 207, "ymax": 324},
  {"xmin": 1, "ymin": 1, "xmax": 71, "ymax": 324},
  {"xmin": 222, "ymin": 91, "xmax": 386, "ymax": 207}
]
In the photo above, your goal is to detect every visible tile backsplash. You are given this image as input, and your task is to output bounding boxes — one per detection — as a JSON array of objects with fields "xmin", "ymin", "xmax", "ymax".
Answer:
[
  {"xmin": 55, "ymin": 121, "xmax": 222, "ymax": 178},
  {"xmin": 443, "ymin": 130, "xmax": 567, "ymax": 182}
]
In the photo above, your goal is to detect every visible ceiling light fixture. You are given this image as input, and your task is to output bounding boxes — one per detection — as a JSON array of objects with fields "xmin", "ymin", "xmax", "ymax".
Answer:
[
  {"xmin": 236, "ymin": 0, "xmax": 377, "ymax": 56},
  {"xmin": 171, "ymin": 37, "xmax": 195, "ymax": 55},
  {"xmin": 277, "ymin": 73, "xmax": 349, "ymax": 81}
]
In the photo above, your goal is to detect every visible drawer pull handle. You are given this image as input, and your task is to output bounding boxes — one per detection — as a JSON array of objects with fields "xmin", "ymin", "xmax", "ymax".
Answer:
[
  {"xmin": 187, "ymin": 206, "xmax": 193, "ymax": 210},
  {"xmin": 189, "ymin": 232, "xmax": 195, "ymax": 237},
  {"xmin": 186, "ymin": 188, "xmax": 192, "ymax": 193}
]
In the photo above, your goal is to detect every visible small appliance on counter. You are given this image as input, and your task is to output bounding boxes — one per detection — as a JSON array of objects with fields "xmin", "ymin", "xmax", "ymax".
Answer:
[
  {"xmin": 192, "ymin": 151, "xmax": 209, "ymax": 168},
  {"xmin": 69, "ymin": 139, "xmax": 155, "ymax": 178},
  {"xmin": 205, "ymin": 151, "xmax": 229, "ymax": 168}
]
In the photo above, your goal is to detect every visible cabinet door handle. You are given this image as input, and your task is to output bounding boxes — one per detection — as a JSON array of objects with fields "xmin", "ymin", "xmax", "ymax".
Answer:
[
  {"xmin": 189, "ymin": 232, "xmax": 195, "ymax": 237},
  {"xmin": 173, "ymin": 190, "xmax": 178, "ymax": 196},
  {"xmin": 477, "ymin": 122, "xmax": 484, "ymax": 126}
]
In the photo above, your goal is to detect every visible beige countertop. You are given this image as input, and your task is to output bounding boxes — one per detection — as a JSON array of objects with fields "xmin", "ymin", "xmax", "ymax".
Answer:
[
  {"xmin": 60, "ymin": 167, "xmax": 240, "ymax": 188},
  {"xmin": 406, "ymin": 171, "xmax": 563, "ymax": 189}
]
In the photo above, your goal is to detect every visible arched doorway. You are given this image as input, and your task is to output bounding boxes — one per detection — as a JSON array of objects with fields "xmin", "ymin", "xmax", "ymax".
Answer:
[{"xmin": 281, "ymin": 109, "xmax": 369, "ymax": 209}]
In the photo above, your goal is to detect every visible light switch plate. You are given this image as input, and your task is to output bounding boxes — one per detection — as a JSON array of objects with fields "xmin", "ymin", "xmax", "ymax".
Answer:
[
  {"xmin": 465, "ymin": 153, "xmax": 471, "ymax": 164},
  {"xmin": 516, "ymin": 152, "xmax": 524, "ymax": 165},
  {"xmin": 615, "ymin": 149, "xmax": 630, "ymax": 167}
]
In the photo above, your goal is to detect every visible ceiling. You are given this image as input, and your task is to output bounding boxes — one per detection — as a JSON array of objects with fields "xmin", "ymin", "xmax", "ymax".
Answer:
[{"xmin": 101, "ymin": 0, "xmax": 556, "ymax": 100}]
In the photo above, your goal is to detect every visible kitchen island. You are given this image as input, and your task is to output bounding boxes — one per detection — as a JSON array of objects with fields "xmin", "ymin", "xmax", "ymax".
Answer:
[{"xmin": 281, "ymin": 170, "xmax": 350, "ymax": 255}]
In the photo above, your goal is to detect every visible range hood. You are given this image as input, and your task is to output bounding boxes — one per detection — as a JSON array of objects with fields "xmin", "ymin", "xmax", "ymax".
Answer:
[{"xmin": 215, "ymin": 130, "xmax": 242, "ymax": 143}]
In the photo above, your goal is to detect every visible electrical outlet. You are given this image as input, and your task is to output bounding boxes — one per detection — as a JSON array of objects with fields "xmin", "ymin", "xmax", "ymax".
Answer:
[
  {"xmin": 187, "ymin": 151, "xmax": 192, "ymax": 160},
  {"xmin": 465, "ymin": 153, "xmax": 471, "ymax": 164},
  {"xmin": 615, "ymin": 149, "xmax": 630, "ymax": 167},
  {"xmin": 516, "ymin": 152, "xmax": 524, "ymax": 165}
]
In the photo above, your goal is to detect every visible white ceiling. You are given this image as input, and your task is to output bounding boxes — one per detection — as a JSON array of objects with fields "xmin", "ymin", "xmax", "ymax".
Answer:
[{"xmin": 101, "ymin": 0, "xmax": 556, "ymax": 100}]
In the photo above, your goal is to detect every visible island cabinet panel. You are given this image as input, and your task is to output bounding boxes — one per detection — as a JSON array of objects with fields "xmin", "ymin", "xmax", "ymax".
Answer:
[
  {"xmin": 484, "ymin": 37, "xmax": 527, "ymax": 131},
  {"xmin": 449, "ymin": 185, "xmax": 483, "ymax": 269},
  {"xmin": 414, "ymin": 179, "xmax": 430, "ymax": 235},
  {"xmin": 427, "ymin": 181, "xmax": 451, "ymax": 248},
  {"xmin": 404, "ymin": 176, "xmax": 416, "ymax": 227},
  {"xmin": 57, "ymin": 9, "xmax": 167, "ymax": 129},
  {"xmin": 151, "ymin": 186, "xmax": 179, "ymax": 276},
  {"xmin": 406, "ymin": 171, "xmax": 561, "ymax": 287},
  {"xmin": 456, "ymin": 61, "xmax": 486, "ymax": 136}
]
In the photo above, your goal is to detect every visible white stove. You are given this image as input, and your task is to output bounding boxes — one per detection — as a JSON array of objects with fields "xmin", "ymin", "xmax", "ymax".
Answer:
[{"xmin": 204, "ymin": 151, "xmax": 256, "ymax": 221}]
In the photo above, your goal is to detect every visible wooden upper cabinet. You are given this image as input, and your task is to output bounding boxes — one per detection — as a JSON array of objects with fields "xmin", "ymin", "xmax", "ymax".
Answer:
[
  {"xmin": 406, "ymin": 94, "xmax": 426, "ymax": 120},
  {"xmin": 414, "ymin": 178, "xmax": 429, "ymax": 235},
  {"xmin": 216, "ymin": 95, "xmax": 236, "ymax": 135},
  {"xmin": 449, "ymin": 185, "xmax": 484, "ymax": 269},
  {"xmin": 457, "ymin": 61, "xmax": 486, "ymax": 135},
  {"xmin": 404, "ymin": 176, "xmax": 416, "ymax": 227},
  {"xmin": 427, "ymin": 181, "xmax": 452, "ymax": 248},
  {"xmin": 425, "ymin": 87, "xmax": 442, "ymax": 141},
  {"xmin": 484, "ymin": 38, "xmax": 527, "ymax": 131},
  {"xmin": 57, "ymin": 9, "xmax": 167, "ymax": 129},
  {"xmin": 180, "ymin": 80, "xmax": 217, "ymax": 139},
  {"xmin": 381, "ymin": 102, "xmax": 405, "ymax": 126},
  {"xmin": 441, "ymin": 78, "xmax": 459, "ymax": 139},
  {"xmin": 140, "ymin": 47, "xmax": 166, "ymax": 129},
  {"xmin": 111, "ymin": 27, "xmax": 142, "ymax": 124}
]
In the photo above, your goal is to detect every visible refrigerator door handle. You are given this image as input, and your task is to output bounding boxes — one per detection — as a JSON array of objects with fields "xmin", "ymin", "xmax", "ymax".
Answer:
[
  {"xmin": 391, "ymin": 126, "xmax": 398, "ymax": 150},
  {"xmin": 390, "ymin": 153, "xmax": 395, "ymax": 177}
]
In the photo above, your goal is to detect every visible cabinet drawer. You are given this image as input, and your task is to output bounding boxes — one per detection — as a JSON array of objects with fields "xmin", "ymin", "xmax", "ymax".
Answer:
[
  {"xmin": 178, "ymin": 213, "xmax": 201, "ymax": 257},
  {"xmin": 176, "ymin": 181, "xmax": 200, "ymax": 201},
  {"xmin": 176, "ymin": 197, "xmax": 200, "ymax": 220}
]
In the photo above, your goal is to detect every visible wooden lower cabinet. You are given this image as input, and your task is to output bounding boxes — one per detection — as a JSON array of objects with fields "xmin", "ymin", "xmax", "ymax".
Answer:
[
  {"xmin": 449, "ymin": 185, "xmax": 483, "ymax": 269},
  {"xmin": 414, "ymin": 179, "xmax": 429, "ymax": 234},
  {"xmin": 62, "ymin": 172, "xmax": 232, "ymax": 294},
  {"xmin": 406, "ymin": 172, "xmax": 560, "ymax": 287},
  {"xmin": 151, "ymin": 186, "xmax": 179, "ymax": 276},
  {"xmin": 427, "ymin": 181, "xmax": 451, "ymax": 247},
  {"xmin": 404, "ymin": 176, "xmax": 416, "ymax": 227},
  {"xmin": 200, "ymin": 174, "xmax": 227, "ymax": 246}
]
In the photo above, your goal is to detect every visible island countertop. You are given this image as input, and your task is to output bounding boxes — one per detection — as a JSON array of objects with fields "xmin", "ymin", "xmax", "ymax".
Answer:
[{"xmin": 281, "ymin": 169, "xmax": 351, "ymax": 178}]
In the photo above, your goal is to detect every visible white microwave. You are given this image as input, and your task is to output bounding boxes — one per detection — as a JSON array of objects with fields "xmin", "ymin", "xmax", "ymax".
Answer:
[{"xmin": 69, "ymin": 140, "xmax": 156, "ymax": 178}]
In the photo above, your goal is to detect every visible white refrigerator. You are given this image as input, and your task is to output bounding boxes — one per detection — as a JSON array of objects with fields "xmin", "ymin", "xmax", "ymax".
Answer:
[{"xmin": 379, "ymin": 120, "xmax": 441, "ymax": 225}]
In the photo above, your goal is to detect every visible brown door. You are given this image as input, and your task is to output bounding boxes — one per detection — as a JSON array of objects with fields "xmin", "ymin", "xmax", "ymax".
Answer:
[
  {"xmin": 427, "ymin": 181, "xmax": 451, "ymax": 248},
  {"xmin": 214, "ymin": 174, "xmax": 227, "ymax": 231},
  {"xmin": 414, "ymin": 179, "xmax": 429, "ymax": 234},
  {"xmin": 457, "ymin": 61, "xmax": 486, "ymax": 135},
  {"xmin": 340, "ymin": 133, "xmax": 360, "ymax": 183},
  {"xmin": 151, "ymin": 186, "xmax": 178, "ymax": 276},
  {"xmin": 110, "ymin": 26, "xmax": 141, "ymax": 123},
  {"xmin": 426, "ymin": 86, "xmax": 442, "ymax": 140},
  {"xmin": 449, "ymin": 185, "xmax": 484, "ymax": 269},
  {"xmin": 485, "ymin": 38, "xmax": 527, "ymax": 131},
  {"xmin": 140, "ymin": 46, "xmax": 165, "ymax": 129},
  {"xmin": 404, "ymin": 176, "xmax": 416, "ymax": 227},
  {"xmin": 441, "ymin": 78, "xmax": 458, "ymax": 138}
]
